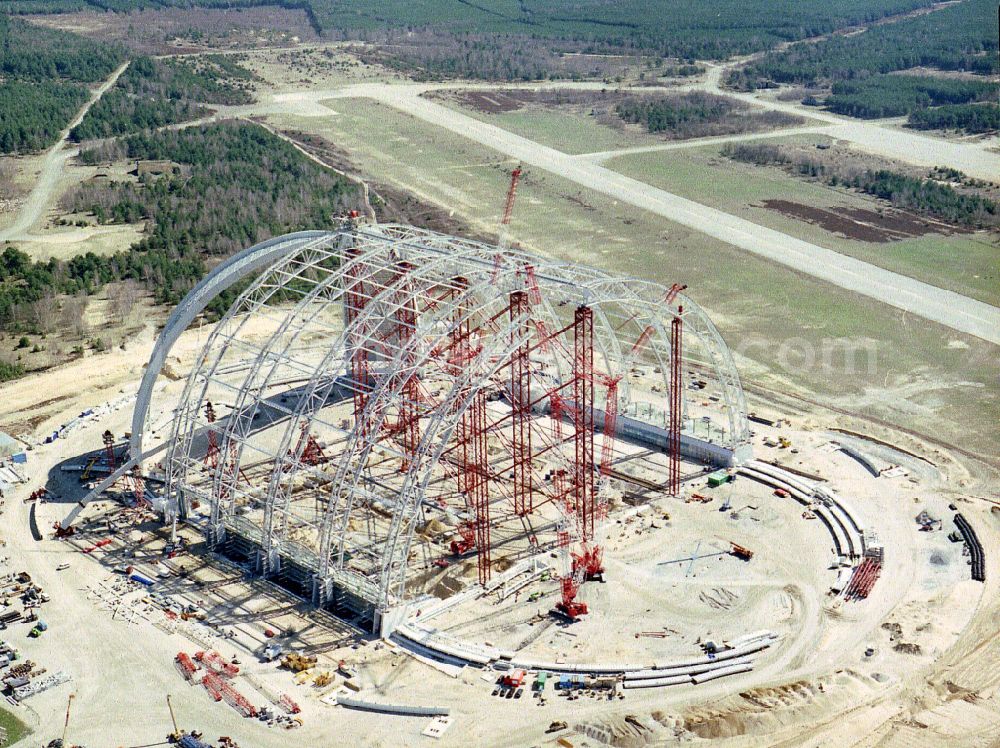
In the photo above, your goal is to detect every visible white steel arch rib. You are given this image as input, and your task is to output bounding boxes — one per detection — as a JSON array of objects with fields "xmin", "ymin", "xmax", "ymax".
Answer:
[{"xmin": 122, "ymin": 223, "xmax": 751, "ymax": 619}]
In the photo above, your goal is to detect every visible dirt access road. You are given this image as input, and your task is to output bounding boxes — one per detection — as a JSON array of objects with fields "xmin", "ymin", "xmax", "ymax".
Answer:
[
  {"xmin": 275, "ymin": 84, "xmax": 1000, "ymax": 347},
  {"xmin": 0, "ymin": 60, "xmax": 130, "ymax": 244}
]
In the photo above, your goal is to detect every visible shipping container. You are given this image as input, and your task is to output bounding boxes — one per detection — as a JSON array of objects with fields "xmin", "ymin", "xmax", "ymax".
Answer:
[{"xmin": 707, "ymin": 470, "xmax": 732, "ymax": 488}]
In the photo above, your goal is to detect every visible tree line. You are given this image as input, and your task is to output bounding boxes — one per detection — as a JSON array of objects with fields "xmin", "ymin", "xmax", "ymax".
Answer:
[
  {"xmin": 728, "ymin": 0, "xmax": 998, "ymax": 90},
  {"xmin": 615, "ymin": 92, "xmax": 801, "ymax": 138},
  {"xmin": 0, "ymin": 81, "xmax": 89, "ymax": 153},
  {"xmin": 0, "ymin": 14, "xmax": 128, "ymax": 154},
  {"xmin": 69, "ymin": 55, "xmax": 256, "ymax": 141},
  {"xmin": 5, "ymin": 0, "xmax": 951, "ymax": 69},
  {"xmin": 68, "ymin": 122, "xmax": 363, "ymax": 301},
  {"xmin": 907, "ymin": 103, "xmax": 999, "ymax": 134},
  {"xmin": 0, "ymin": 13, "xmax": 125, "ymax": 82},
  {"xmin": 825, "ymin": 75, "xmax": 996, "ymax": 119},
  {"xmin": 721, "ymin": 142, "xmax": 999, "ymax": 229},
  {"xmin": 1, "ymin": 121, "xmax": 363, "ymax": 347}
]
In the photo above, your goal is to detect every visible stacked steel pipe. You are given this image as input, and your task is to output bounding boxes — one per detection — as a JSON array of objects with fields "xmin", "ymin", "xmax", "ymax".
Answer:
[{"xmin": 954, "ymin": 513, "xmax": 986, "ymax": 582}]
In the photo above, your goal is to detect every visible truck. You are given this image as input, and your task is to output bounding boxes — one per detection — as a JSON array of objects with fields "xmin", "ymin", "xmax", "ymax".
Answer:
[
  {"xmin": 533, "ymin": 671, "xmax": 548, "ymax": 692},
  {"xmin": 129, "ymin": 572, "xmax": 155, "ymax": 587},
  {"xmin": 261, "ymin": 642, "xmax": 284, "ymax": 662},
  {"xmin": 502, "ymin": 669, "xmax": 526, "ymax": 689}
]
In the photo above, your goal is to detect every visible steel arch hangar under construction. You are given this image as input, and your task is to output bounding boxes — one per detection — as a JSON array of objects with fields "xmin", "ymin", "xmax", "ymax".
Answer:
[{"xmin": 122, "ymin": 223, "xmax": 751, "ymax": 633}]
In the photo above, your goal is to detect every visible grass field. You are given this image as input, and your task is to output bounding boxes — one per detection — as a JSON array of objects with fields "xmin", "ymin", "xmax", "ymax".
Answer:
[
  {"xmin": 0, "ymin": 706, "xmax": 29, "ymax": 745},
  {"xmin": 604, "ymin": 142, "xmax": 1000, "ymax": 307},
  {"xmin": 432, "ymin": 96, "xmax": 824, "ymax": 156},
  {"xmin": 265, "ymin": 98, "xmax": 1000, "ymax": 462},
  {"xmin": 431, "ymin": 100, "xmax": 653, "ymax": 155},
  {"xmin": 17, "ymin": 221, "xmax": 146, "ymax": 261}
]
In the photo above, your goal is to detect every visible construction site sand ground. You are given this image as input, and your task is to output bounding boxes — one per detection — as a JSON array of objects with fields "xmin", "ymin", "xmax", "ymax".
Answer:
[
  {"xmin": 0, "ymin": 33, "xmax": 996, "ymax": 748},
  {"xmin": 0, "ymin": 314, "xmax": 997, "ymax": 747}
]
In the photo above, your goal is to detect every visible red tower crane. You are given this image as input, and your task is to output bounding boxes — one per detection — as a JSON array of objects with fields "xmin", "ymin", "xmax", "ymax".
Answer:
[
  {"xmin": 203, "ymin": 401, "xmax": 219, "ymax": 469},
  {"xmin": 102, "ymin": 429, "xmax": 116, "ymax": 471},
  {"xmin": 497, "ymin": 166, "xmax": 522, "ymax": 251}
]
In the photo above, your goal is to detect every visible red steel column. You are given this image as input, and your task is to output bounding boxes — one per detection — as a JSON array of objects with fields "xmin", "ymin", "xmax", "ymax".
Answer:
[
  {"xmin": 344, "ymin": 249, "xmax": 371, "ymax": 435},
  {"xmin": 470, "ymin": 390, "xmax": 491, "ymax": 585},
  {"xmin": 668, "ymin": 306, "xmax": 683, "ymax": 497},
  {"xmin": 448, "ymin": 277, "xmax": 472, "ymax": 498},
  {"xmin": 509, "ymin": 290, "xmax": 533, "ymax": 516},
  {"xmin": 394, "ymin": 263, "xmax": 420, "ymax": 473}
]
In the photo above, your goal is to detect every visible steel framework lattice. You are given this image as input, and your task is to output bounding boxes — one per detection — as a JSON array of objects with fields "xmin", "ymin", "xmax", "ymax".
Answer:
[{"xmin": 158, "ymin": 223, "xmax": 749, "ymax": 629}]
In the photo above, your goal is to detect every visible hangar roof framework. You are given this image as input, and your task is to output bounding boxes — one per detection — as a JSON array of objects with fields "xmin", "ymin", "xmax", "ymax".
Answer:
[{"xmin": 131, "ymin": 224, "xmax": 749, "ymax": 620}]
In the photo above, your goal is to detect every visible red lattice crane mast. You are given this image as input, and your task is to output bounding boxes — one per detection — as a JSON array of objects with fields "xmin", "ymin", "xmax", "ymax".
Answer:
[
  {"xmin": 203, "ymin": 401, "xmax": 219, "ymax": 469},
  {"xmin": 102, "ymin": 429, "xmax": 117, "ymax": 471},
  {"xmin": 287, "ymin": 422, "xmax": 328, "ymax": 468},
  {"xmin": 501, "ymin": 168, "xmax": 522, "ymax": 232},
  {"xmin": 668, "ymin": 305, "xmax": 684, "ymax": 497},
  {"xmin": 388, "ymin": 261, "xmax": 421, "ymax": 473},
  {"xmin": 557, "ymin": 304, "xmax": 603, "ymax": 618},
  {"xmin": 509, "ymin": 289, "xmax": 533, "ymax": 516},
  {"xmin": 344, "ymin": 247, "xmax": 372, "ymax": 437}
]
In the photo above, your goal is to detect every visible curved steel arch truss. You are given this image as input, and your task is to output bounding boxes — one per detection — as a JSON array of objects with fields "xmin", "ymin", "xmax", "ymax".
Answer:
[{"xmin": 152, "ymin": 223, "xmax": 750, "ymax": 626}]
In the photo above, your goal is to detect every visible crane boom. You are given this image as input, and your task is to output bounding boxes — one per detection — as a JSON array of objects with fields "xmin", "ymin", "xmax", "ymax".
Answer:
[
  {"xmin": 167, "ymin": 693, "xmax": 180, "ymax": 739},
  {"xmin": 497, "ymin": 166, "xmax": 522, "ymax": 251},
  {"xmin": 501, "ymin": 166, "xmax": 522, "ymax": 227},
  {"xmin": 63, "ymin": 693, "xmax": 74, "ymax": 743}
]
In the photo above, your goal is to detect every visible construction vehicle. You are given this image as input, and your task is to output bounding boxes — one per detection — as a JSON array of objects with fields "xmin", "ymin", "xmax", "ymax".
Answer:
[
  {"xmin": 50, "ymin": 693, "xmax": 74, "ymax": 748},
  {"xmin": 554, "ymin": 567, "xmax": 588, "ymax": 621},
  {"xmin": 167, "ymin": 694, "xmax": 181, "ymax": 742},
  {"xmin": 729, "ymin": 542, "xmax": 754, "ymax": 561},
  {"xmin": 502, "ymin": 669, "xmax": 527, "ymax": 689},
  {"xmin": 313, "ymin": 671, "xmax": 333, "ymax": 687},
  {"xmin": 778, "ymin": 437, "xmax": 792, "ymax": 449},
  {"xmin": 448, "ymin": 524, "xmax": 476, "ymax": 557},
  {"xmin": 261, "ymin": 642, "xmax": 284, "ymax": 662},
  {"xmin": 729, "ymin": 503, "xmax": 759, "ymax": 520},
  {"xmin": 915, "ymin": 511, "xmax": 942, "ymax": 532}
]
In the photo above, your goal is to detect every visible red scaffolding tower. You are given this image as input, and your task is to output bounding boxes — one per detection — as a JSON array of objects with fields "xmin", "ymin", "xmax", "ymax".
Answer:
[
  {"xmin": 203, "ymin": 401, "xmax": 219, "ymax": 469},
  {"xmin": 344, "ymin": 248, "xmax": 372, "ymax": 435},
  {"xmin": 390, "ymin": 262, "xmax": 421, "ymax": 473}
]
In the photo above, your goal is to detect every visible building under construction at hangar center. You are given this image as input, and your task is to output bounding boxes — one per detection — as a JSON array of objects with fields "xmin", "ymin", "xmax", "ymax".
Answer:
[{"xmin": 68, "ymin": 219, "xmax": 751, "ymax": 635}]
